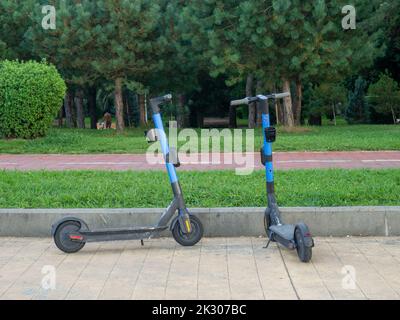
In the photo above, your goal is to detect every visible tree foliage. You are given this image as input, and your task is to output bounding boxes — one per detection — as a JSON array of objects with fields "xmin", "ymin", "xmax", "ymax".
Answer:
[
  {"xmin": 345, "ymin": 77, "xmax": 370, "ymax": 124},
  {"xmin": 0, "ymin": 0, "xmax": 397, "ymax": 130},
  {"xmin": 368, "ymin": 72, "xmax": 400, "ymax": 124}
]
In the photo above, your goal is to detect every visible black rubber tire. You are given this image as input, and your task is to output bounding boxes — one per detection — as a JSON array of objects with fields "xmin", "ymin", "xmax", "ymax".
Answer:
[
  {"xmin": 54, "ymin": 220, "xmax": 86, "ymax": 253},
  {"xmin": 263, "ymin": 213, "xmax": 270, "ymax": 235},
  {"xmin": 172, "ymin": 215, "xmax": 203, "ymax": 247},
  {"xmin": 264, "ymin": 211, "xmax": 274, "ymax": 240},
  {"xmin": 294, "ymin": 227, "xmax": 312, "ymax": 263}
]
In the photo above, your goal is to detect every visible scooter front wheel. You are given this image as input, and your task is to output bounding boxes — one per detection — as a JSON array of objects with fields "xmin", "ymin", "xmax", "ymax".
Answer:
[
  {"xmin": 54, "ymin": 220, "xmax": 86, "ymax": 253},
  {"xmin": 172, "ymin": 215, "xmax": 203, "ymax": 246},
  {"xmin": 294, "ymin": 226, "xmax": 312, "ymax": 263},
  {"xmin": 263, "ymin": 211, "xmax": 274, "ymax": 240}
]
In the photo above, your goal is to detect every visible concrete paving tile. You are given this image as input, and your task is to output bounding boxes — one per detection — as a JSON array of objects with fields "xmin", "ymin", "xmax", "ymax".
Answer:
[
  {"xmin": 40, "ymin": 243, "xmax": 101, "ymax": 299},
  {"xmin": 327, "ymin": 238, "xmax": 399, "ymax": 299},
  {"xmin": 2, "ymin": 244, "xmax": 66, "ymax": 300},
  {"xmin": 310, "ymin": 240, "xmax": 366, "ymax": 300},
  {"xmin": 279, "ymin": 240, "xmax": 333, "ymax": 300},
  {"xmin": 0, "ymin": 239, "xmax": 51, "ymax": 298},
  {"xmin": 131, "ymin": 239, "xmax": 176, "ymax": 300},
  {"xmin": 65, "ymin": 241, "xmax": 124, "ymax": 299},
  {"xmin": 226, "ymin": 238, "xmax": 264, "ymax": 300},
  {"xmin": 198, "ymin": 238, "xmax": 230, "ymax": 300},
  {"xmin": 1, "ymin": 237, "xmax": 400, "ymax": 300},
  {"xmin": 165, "ymin": 244, "xmax": 201, "ymax": 300},
  {"xmin": 350, "ymin": 238, "xmax": 400, "ymax": 297},
  {"xmin": 251, "ymin": 238, "xmax": 298, "ymax": 300},
  {"xmin": 99, "ymin": 241, "xmax": 151, "ymax": 300}
]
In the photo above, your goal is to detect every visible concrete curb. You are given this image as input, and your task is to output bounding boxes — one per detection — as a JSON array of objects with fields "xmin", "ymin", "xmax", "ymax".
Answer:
[{"xmin": 0, "ymin": 206, "xmax": 399, "ymax": 237}]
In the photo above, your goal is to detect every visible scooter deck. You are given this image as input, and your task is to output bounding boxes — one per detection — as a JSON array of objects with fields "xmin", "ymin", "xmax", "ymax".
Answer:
[
  {"xmin": 79, "ymin": 225, "xmax": 169, "ymax": 242},
  {"xmin": 270, "ymin": 224, "xmax": 295, "ymax": 239},
  {"xmin": 82, "ymin": 225, "xmax": 168, "ymax": 235},
  {"xmin": 269, "ymin": 224, "xmax": 296, "ymax": 249}
]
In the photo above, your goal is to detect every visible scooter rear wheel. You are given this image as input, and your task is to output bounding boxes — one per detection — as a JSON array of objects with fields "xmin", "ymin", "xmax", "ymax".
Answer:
[
  {"xmin": 172, "ymin": 215, "xmax": 203, "ymax": 246},
  {"xmin": 294, "ymin": 227, "xmax": 312, "ymax": 263},
  {"xmin": 54, "ymin": 220, "xmax": 86, "ymax": 253}
]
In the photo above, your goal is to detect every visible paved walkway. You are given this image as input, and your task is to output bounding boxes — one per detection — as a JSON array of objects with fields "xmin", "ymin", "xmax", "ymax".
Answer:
[
  {"xmin": 0, "ymin": 151, "xmax": 400, "ymax": 171},
  {"xmin": 0, "ymin": 237, "xmax": 399, "ymax": 300}
]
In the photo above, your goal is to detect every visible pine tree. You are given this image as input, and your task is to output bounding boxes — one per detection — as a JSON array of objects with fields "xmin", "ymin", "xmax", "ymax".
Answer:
[
  {"xmin": 185, "ymin": 0, "xmax": 384, "ymax": 127},
  {"xmin": 305, "ymin": 82, "xmax": 346, "ymax": 125},
  {"xmin": 345, "ymin": 77, "xmax": 370, "ymax": 124},
  {"xmin": 25, "ymin": 1, "xmax": 167, "ymax": 131},
  {"xmin": 87, "ymin": 0, "xmax": 166, "ymax": 131},
  {"xmin": 151, "ymin": 0, "xmax": 212, "ymax": 128},
  {"xmin": 368, "ymin": 73, "xmax": 400, "ymax": 124},
  {"xmin": 26, "ymin": 1, "xmax": 100, "ymax": 128},
  {"xmin": 0, "ymin": 0, "xmax": 34, "ymax": 60}
]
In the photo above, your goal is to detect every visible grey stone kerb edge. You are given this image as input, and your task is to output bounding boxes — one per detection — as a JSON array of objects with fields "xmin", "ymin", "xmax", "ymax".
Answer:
[{"xmin": 0, "ymin": 207, "xmax": 399, "ymax": 237}]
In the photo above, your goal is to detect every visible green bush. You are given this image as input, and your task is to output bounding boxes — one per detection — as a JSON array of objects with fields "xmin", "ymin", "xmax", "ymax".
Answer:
[{"xmin": 0, "ymin": 60, "xmax": 66, "ymax": 139}]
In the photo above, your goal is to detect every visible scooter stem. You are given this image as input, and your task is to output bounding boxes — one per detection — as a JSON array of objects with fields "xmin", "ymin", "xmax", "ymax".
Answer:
[
  {"xmin": 149, "ymin": 95, "xmax": 191, "ymax": 233},
  {"xmin": 259, "ymin": 97, "xmax": 283, "ymax": 225}
]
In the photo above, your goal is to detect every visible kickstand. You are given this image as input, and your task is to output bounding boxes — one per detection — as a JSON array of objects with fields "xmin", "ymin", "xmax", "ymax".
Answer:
[
  {"xmin": 140, "ymin": 239, "xmax": 144, "ymax": 246},
  {"xmin": 263, "ymin": 239, "xmax": 271, "ymax": 249}
]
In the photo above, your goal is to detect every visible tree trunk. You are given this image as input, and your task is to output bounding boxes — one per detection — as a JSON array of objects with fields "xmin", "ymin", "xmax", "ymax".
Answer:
[
  {"xmin": 332, "ymin": 103, "xmax": 337, "ymax": 126},
  {"xmin": 246, "ymin": 74, "xmax": 256, "ymax": 128},
  {"xmin": 391, "ymin": 107, "xmax": 396, "ymax": 124},
  {"xmin": 71, "ymin": 96, "xmax": 77, "ymax": 128},
  {"xmin": 123, "ymin": 90, "xmax": 133, "ymax": 127},
  {"xmin": 282, "ymin": 78, "xmax": 294, "ymax": 127},
  {"xmin": 256, "ymin": 80, "xmax": 263, "ymax": 127},
  {"xmin": 229, "ymin": 105, "xmax": 237, "ymax": 128},
  {"xmin": 74, "ymin": 89, "xmax": 85, "ymax": 129},
  {"xmin": 294, "ymin": 79, "xmax": 302, "ymax": 126},
  {"xmin": 273, "ymin": 84, "xmax": 281, "ymax": 125},
  {"xmin": 114, "ymin": 78, "xmax": 125, "ymax": 131},
  {"xmin": 308, "ymin": 114, "xmax": 322, "ymax": 126},
  {"xmin": 88, "ymin": 86, "xmax": 97, "ymax": 129},
  {"xmin": 277, "ymin": 99, "xmax": 285, "ymax": 125},
  {"xmin": 176, "ymin": 94, "xmax": 186, "ymax": 128},
  {"xmin": 196, "ymin": 108, "xmax": 204, "ymax": 128},
  {"xmin": 275, "ymin": 100, "xmax": 279, "ymax": 125},
  {"xmin": 57, "ymin": 105, "xmax": 64, "ymax": 127},
  {"xmin": 64, "ymin": 90, "xmax": 74, "ymax": 128},
  {"xmin": 138, "ymin": 94, "xmax": 147, "ymax": 126}
]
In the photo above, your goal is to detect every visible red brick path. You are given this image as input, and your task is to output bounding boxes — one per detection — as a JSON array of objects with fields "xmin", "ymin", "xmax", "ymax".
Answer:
[{"xmin": 0, "ymin": 151, "xmax": 399, "ymax": 171}]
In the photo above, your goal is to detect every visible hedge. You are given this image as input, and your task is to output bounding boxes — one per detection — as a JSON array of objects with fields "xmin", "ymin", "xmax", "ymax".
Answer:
[{"xmin": 0, "ymin": 60, "xmax": 66, "ymax": 139}]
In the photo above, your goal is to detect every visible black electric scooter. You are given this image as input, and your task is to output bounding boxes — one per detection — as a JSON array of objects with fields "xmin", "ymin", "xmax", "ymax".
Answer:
[
  {"xmin": 52, "ymin": 94, "xmax": 203, "ymax": 253},
  {"xmin": 231, "ymin": 93, "xmax": 314, "ymax": 262}
]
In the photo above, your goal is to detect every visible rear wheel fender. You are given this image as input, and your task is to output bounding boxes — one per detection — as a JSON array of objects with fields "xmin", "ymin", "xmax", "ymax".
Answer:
[
  {"xmin": 51, "ymin": 217, "xmax": 89, "ymax": 236},
  {"xmin": 295, "ymin": 222, "xmax": 314, "ymax": 247}
]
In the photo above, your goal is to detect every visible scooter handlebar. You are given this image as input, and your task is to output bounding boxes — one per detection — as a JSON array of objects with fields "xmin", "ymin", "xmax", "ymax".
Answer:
[
  {"xmin": 150, "ymin": 94, "xmax": 173, "ymax": 114},
  {"xmin": 230, "ymin": 93, "xmax": 289, "ymax": 106},
  {"xmin": 230, "ymin": 98, "xmax": 250, "ymax": 106},
  {"xmin": 162, "ymin": 94, "xmax": 172, "ymax": 102},
  {"xmin": 272, "ymin": 92, "xmax": 290, "ymax": 99},
  {"xmin": 230, "ymin": 97, "xmax": 259, "ymax": 106}
]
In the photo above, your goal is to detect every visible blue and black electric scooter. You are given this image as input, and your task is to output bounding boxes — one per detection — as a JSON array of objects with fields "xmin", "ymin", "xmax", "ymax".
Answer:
[
  {"xmin": 231, "ymin": 93, "xmax": 314, "ymax": 262},
  {"xmin": 52, "ymin": 94, "xmax": 203, "ymax": 253}
]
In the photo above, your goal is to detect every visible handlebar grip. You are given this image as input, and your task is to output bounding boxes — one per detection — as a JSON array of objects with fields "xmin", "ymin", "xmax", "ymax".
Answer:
[
  {"xmin": 150, "ymin": 94, "xmax": 172, "ymax": 114},
  {"xmin": 230, "ymin": 98, "xmax": 249, "ymax": 106},
  {"xmin": 273, "ymin": 92, "xmax": 290, "ymax": 99},
  {"xmin": 163, "ymin": 94, "xmax": 172, "ymax": 102}
]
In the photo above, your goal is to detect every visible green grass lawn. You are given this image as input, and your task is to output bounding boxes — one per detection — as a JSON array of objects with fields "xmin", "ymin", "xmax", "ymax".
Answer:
[
  {"xmin": 0, "ymin": 124, "xmax": 399, "ymax": 154},
  {"xmin": 0, "ymin": 169, "xmax": 399, "ymax": 208}
]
